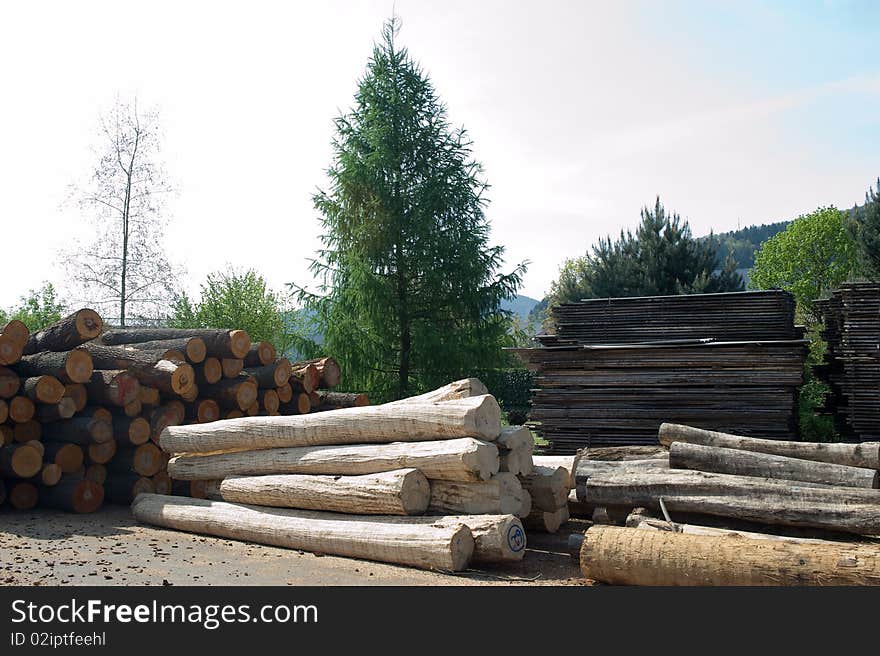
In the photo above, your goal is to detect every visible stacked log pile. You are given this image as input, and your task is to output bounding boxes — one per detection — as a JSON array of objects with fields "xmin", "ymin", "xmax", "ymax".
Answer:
[
  {"xmin": 1, "ymin": 310, "xmax": 351, "ymax": 512},
  {"xmin": 513, "ymin": 290, "xmax": 807, "ymax": 452},
  {"xmin": 132, "ymin": 379, "xmax": 540, "ymax": 570},
  {"xmin": 574, "ymin": 422, "xmax": 880, "ymax": 585},
  {"xmin": 815, "ymin": 282, "xmax": 880, "ymax": 441}
]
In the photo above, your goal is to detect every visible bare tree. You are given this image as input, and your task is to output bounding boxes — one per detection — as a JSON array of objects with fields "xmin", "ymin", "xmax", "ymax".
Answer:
[{"xmin": 65, "ymin": 99, "xmax": 180, "ymax": 326}]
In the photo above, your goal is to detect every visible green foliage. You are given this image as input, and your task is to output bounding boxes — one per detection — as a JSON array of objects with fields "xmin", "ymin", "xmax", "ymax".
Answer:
[
  {"xmin": 750, "ymin": 206, "xmax": 859, "ymax": 323},
  {"xmin": 547, "ymin": 197, "xmax": 744, "ymax": 308},
  {"xmin": 847, "ymin": 178, "xmax": 880, "ymax": 280},
  {"xmin": 799, "ymin": 324, "xmax": 836, "ymax": 441},
  {"xmin": 709, "ymin": 220, "xmax": 790, "ymax": 269},
  {"xmin": 4, "ymin": 283, "xmax": 65, "ymax": 332},
  {"xmin": 473, "ymin": 367, "xmax": 535, "ymax": 425},
  {"xmin": 293, "ymin": 19, "xmax": 526, "ymax": 402},
  {"xmin": 169, "ymin": 269, "xmax": 293, "ymax": 352}
]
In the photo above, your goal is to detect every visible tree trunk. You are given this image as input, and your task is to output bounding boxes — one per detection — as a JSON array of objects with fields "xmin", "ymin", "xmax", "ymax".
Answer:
[
  {"xmin": 533, "ymin": 455, "xmax": 581, "ymax": 489},
  {"xmin": 42, "ymin": 416, "xmax": 113, "ymax": 445},
  {"xmin": 21, "ymin": 375, "xmax": 65, "ymax": 404},
  {"xmin": 244, "ymin": 359, "xmax": 291, "ymax": 388},
  {"xmin": 138, "ymin": 385, "xmax": 160, "ymax": 406},
  {"xmin": 428, "ymin": 472, "xmax": 525, "ymax": 515},
  {"xmin": 8, "ymin": 482, "xmax": 39, "ymax": 510},
  {"xmin": 108, "ymin": 443, "xmax": 164, "ymax": 476},
  {"xmin": 276, "ymin": 383, "xmax": 293, "ymax": 404},
  {"xmin": 221, "ymin": 358, "xmax": 243, "ymax": 379},
  {"xmin": 104, "ymin": 474, "xmax": 155, "ymax": 504},
  {"xmin": 120, "ymin": 337, "xmax": 207, "ymax": 363},
  {"xmin": 152, "ymin": 472, "xmax": 172, "ymax": 495},
  {"xmin": 132, "ymin": 494, "xmax": 474, "ymax": 571},
  {"xmin": 81, "ymin": 343, "xmax": 194, "ymax": 395},
  {"xmin": 579, "ymin": 445, "xmax": 669, "ymax": 461},
  {"xmin": 211, "ymin": 469, "xmax": 430, "ymax": 516},
  {"xmin": 63, "ymin": 383, "xmax": 87, "ymax": 412},
  {"xmin": 8, "ymin": 396, "xmax": 35, "ymax": 423},
  {"xmin": 289, "ymin": 363, "xmax": 320, "ymax": 393},
  {"xmin": 583, "ymin": 469, "xmax": 880, "ymax": 535},
  {"xmin": 389, "ymin": 378, "xmax": 489, "ymax": 406},
  {"xmin": 160, "ymin": 394, "xmax": 502, "ymax": 454},
  {"xmin": 315, "ymin": 391, "xmax": 369, "ymax": 410},
  {"xmin": 114, "ymin": 416, "xmax": 151, "ymax": 447},
  {"xmin": 16, "ymin": 348, "xmax": 93, "ymax": 384},
  {"xmin": 670, "ymin": 441, "xmax": 879, "ymax": 488},
  {"xmin": 524, "ymin": 504, "xmax": 570, "ymax": 533},
  {"xmin": 2, "ymin": 320, "xmax": 29, "ymax": 350},
  {"xmin": 574, "ymin": 457, "xmax": 670, "ymax": 492},
  {"xmin": 34, "ymin": 397, "xmax": 77, "ymax": 422},
  {"xmin": 579, "ymin": 525, "xmax": 880, "ymax": 586},
  {"xmin": 0, "ymin": 331, "xmax": 23, "ymax": 365},
  {"xmin": 0, "ymin": 443, "xmax": 42, "ymax": 478},
  {"xmin": 258, "ymin": 389, "xmax": 279, "ymax": 415},
  {"xmin": 519, "ymin": 466, "xmax": 570, "ymax": 511},
  {"xmin": 196, "ymin": 377, "xmax": 258, "ymax": 411},
  {"xmin": 149, "ymin": 403, "xmax": 184, "ymax": 441},
  {"xmin": 0, "ymin": 366, "xmax": 20, "ymax": 398},
  {"xmin": 23, "ymin": 309, "xmax": 103, "ymax": 355},
  {"xmin": 659, "ymin": 422, "xmax": 880, "ymax": 469},
  {"xmin": 39, "ymin": 477, "xmax": 104, "ymax": 513},
  {"xmin": 168, "ymin": 436, "xmax": 498, "ymax": 483},
  {"xmin": 13, "ymin": 420, "xmax": 41, "ymax": 443},
  {"xmin": 85, "ymin": 439, "xmax": 117, "ymax": 465},
  {"xmin": 99, "ymin": 328, "xmax": 251, "ymax": 359},
  {"xmin": 42, "ymin": 442, "xmax": 84, "ymax": 473},
  {"xmin": 196, "ymin": 358, "xmax": 222, "ymax": 385},
  {"xmin": 289, "ymin": 357, "xmax": 341, "ymax": 389},
  {"xmin": 245, "ymin": 342, "xmax": 276, "ymax": 367},
  {"xmin": 499, "ymin": 447, "xmax": 534, "ymax": 477},
  {"xmin": 85, "ymin": 464, "xmax": 107, "ymax": 485},
  {"xmin": 85, "ymin": 370, "xmax": 140, "ymax": 406},
  {"xmin": 185, "ymin": 399, "xmax": 221, "ymax": 424}
]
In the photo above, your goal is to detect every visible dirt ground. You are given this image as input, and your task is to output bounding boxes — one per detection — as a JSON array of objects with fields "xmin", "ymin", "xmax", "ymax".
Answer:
[{"xmin": 0, "ymin": 505, "xmax": 589, "ymax": 586}]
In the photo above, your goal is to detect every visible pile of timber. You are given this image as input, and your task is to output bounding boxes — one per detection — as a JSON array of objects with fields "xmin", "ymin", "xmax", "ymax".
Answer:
[
  {"xmin": 573, "ymin": 422, "xmax": 880, "ymax": 585},
  {"xmin": 1, "ymin": 310, "xmax": 353, "ymax": 512},
  {"xmin": 132, "ymin": 379, "xmax": 551, "ymax": 571},
  {"xmin": 513, "ymin": 290, "xmax": 807, "ymax": 452},
  {"xmin": 815, "ymin": 282, "xmax": 880, "ymax": 441}
]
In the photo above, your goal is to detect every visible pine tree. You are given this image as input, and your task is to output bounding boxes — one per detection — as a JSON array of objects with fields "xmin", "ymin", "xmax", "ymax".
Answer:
[
  {"xmin": 295, "ymin": 19, "xmax": 525, "ymax": 401},
  {"xmin": 848, "ymin": 178, "xmax": 880, "ymax": 279}
]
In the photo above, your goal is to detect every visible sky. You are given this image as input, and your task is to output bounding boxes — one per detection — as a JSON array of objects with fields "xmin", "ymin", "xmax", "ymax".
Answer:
[{"xmin": 1, "ymin": 0, "xmax": 879, "ymax": 309}]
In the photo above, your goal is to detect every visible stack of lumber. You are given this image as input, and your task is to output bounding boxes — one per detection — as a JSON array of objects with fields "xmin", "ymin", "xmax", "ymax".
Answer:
[
  {"xmin": 1, "ymin": 310, "xmax": 352, "ymax": 512},
  {"xmin": 133, "ymin": 379, "xmax": 537, "ymax": 571},
  {"xmin": 815, "ymin": 282, "xmax": 880, "ymax": 441},
  {"xmin": 513, "ymin": 290, "xmax": 808, "ymax": 452},
  {"xmin": 574, "ymin": 422, "xmax": 880, "ymax": 585}
]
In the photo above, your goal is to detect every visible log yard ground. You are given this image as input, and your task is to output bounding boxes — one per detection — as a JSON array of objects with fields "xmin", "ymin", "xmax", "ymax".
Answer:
[{"xmin": 0, "ymin": 506, "xmax": 587, "ymax": 586}]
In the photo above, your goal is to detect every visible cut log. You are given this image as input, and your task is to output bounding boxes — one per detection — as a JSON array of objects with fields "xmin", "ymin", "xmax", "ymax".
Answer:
[
  {"xmin": 533, "ymin": 454, "xmax": 581, "ymax": 489},
  {"xmin": 497, "ymin": 426, "xmax": 535, "ymax": 476},
  {"xmin": 123, "ymin": 398, "xmax": 143, "ymax": 417},
  {"xmin": 289, "ymin": 363, "xmax": 320, "ymax": 393},
  {"xmin": 212, "ymin": 469, "xmax": 430, "ymax": 515},
  {"xmin": 518, "ymin": 489, "xmax": 532, "ymax": 519},
  {"xmin": 259, "ymin": 389, "xmax": 280, "ymax": 415},
  {"xmin": 0, "ymin": 443, "xmax": 42, "ymax": 478},
  {"xmin": 497, "ymin": 425, "xmax": 534, "ymax": 452},
  {"xmin": 429, "ymin": 473, "xmax": 525, "ymax": 515},
  {"xmin": 196, "ymin": 377, "xmax": 258, "ymax": 411},
  {"xmin": 8, "ymin": 482, "xmax": 38, "ymax": 510},
  {"xmin": 276, "ymin": 383, "xmax": 293, "ymax": 404},
  {"xmin": 196, "ymin": 358, "xmax": 222, "ymax": 386},
  {"xmin": 85, "ymin": 439, "xmax": 116, "ymax": 465},
  {"xmin": 114, "ymin": 416, "xmax": 151, "ymax": 447},
  {"xmin": 86, "ymin": 370, "xmax": 140, "ymax": 406},
  {"xmin": 8, "ymin": 396, "xmax": 35, "ymax": 423},
  {"xmin": 519, "ymin": 466, "xmax": 570, "ymax": 511},
  {"xmin": 80, "ymin": 405, "xmax": 113, "ymax": 422},
  {"xmin": 245, "ymin": 399, "xmax": 259, "ymax": 416},
  {"xmin": 659, "ymin": 423, "xmax": 880, "ymax": 469},
  {"xmin": 149, "ymin": 402, "xmax": 184, "ymax": 441},
  {"xmin": 132, "ymin": 494, "xmax": 474, "ymax": 571},
  {"xmin": 574, "ymin": 457, "xmax": 670, "ymax": 492},
  {"xmin": 315, "ymin": 391, "xmax": 369, "ymax": 411},
  {"xmin": 225, "ymin": 409, "xmax": 244, "ymax": 419},
  {"xmin": 390, "ymin": 378, "xmax": 488, "ymax": 405},
  {"xmin": 12, "ymin": 420, "xmax": 41, "ymax": 443},
  {"xmin": 0, "ymin": 398, "xmax": 8, "ymax": 423},
  {"xmin": 591, "ymin": 505, "xmax": 632, "ymax": 526},
  {"xmin": 21, "ymin": 375, "xmax": 65, "ymax": 404},
  {"xmin": 84, "ymin": 464, "xmax": 107, "ymax": 485},
  {"xmin": 36, "ymin": 463, "xmax": 63, "ymax": 487},
  {"xmin": 0, "ymin": 331, "xmax": 23, "ymax": 365},
  {"xmin": 178, "ymin": 384, "xmax": 198, "ymax": 403},
  {"xmin": 108, "ymin": 443, "xmax": 164, "ymax": 477},
  {"xmin": 0, "ymin": 479, "xmax": 5, "ymax": 504},
  {"xmin": 168, "ymin": 437, "xmax": 499, "ymax": 483},
  {"xmin": 670, "ymin": 442, "xmax": 879, "ymax": 489},
  {"xmin": 80, "ymin": 344, "xmax": 194, "ymax": 395},
  {"xmin": 221, "ymin": 358, "xmax": 244, "ymax": 379},
  {"xmin": 105, "ymin": 474, "xmax": 155, "ymax": 504},
  {"xmin": 185, "ymin": 399, "xmax": 221, "ymax": 424},
  {"xmin": 579, "ymin": 445, "xmax": 669, "ymax": 461},
  {"xmin": 39, "ymin": 477, "xmax": 104, "ymax": 513},
  {"xmin": 0, "ymin": 425, "xmax": 13, "ymax": 445},
  {"xmin": 245, "ymin": 341, "xmax": 276, "ymax": 367},
  {"xmin": 2, "ymin": 319, "xmax": 29, "ymax": 349},
  {"xmin": 42, "ymin": 442, "xmax": 84, "ymax": 473},
  {"xmin": 583, "ymin": 469, "xmax": 880, "ymax": 535},
  {"xmin": 152, "ymin": 472, "xmax": 172, "ymax": 495},
  {"xmin": 17, "ymin": 348, "xmax": 93, "ymax": 384},
  {"xmin": 121, "ymin": 337, "xmax": 207, "ymax": 364},
  {"xmin": 0, "ymin": 366, "xmax": 21, "ymax": 398},
  {"xmin": 63, "ymin": 383, "xmax": 87, "ymax": 412},
  {"xmin": 278, "ymin": 392, "xmax": 312, "ymax": 415},
  {"xmin": 138, "ymin": 385, "xmax": 160, "ymax": 407},
  {"xmin": 568, "ymin": 488, "xmax": 593, "ymax": 518},
  {"xmin": 34, "ymin": 397, "xmax": 77, "ymax": 422},
  {"xmin": 579, "ymin": 525, "xmax": 880, "ymax": 586},
  {"xmin": 524, "ymin": 504, "xmax": 570, "ymax": 533},
  {"xmin": 499, "ymin": 447, "xmax": 534, "ymax": 477},
  {"xmin": 23, "ymin": 309, "xmax": 102, "ymax": 354},
  {"xmin": 244, "ymin": 359, "xmax": 291, "ymax": 389},
  {"xmin": 289, "ymin": 357, "xmax": 340, "ymax": 389},
  {"xmin": 160, "ymin": 394, "xmax": 502, "ymax": 454},
  {"xmin": 42, "ymin": 416, "xmax": 113, "ymax": 445},
  {"xmin": 99, "ymin": 328, "xmax": 251, "ymax": 359}
]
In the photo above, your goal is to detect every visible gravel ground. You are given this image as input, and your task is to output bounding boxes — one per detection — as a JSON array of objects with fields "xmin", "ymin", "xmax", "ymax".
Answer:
[{"xmin": 0, "ymin": 506, "xmax": 589, "ymax": 586}]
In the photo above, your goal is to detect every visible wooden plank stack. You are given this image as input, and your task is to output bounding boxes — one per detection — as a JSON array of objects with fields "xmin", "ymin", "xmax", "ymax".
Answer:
[
  {"xmin": 815, "ymin": 282, "xmax": 880, "ymax": 441},
  {"xmin": 131, "ymin": 379, "xmax": 545, "ymax": 571},
  {"xmin": 513, "ymin": 290, "xmax": 808, "ymax": 453},
  {"xmin": 573, "ymin": 422, "xmax": 880, "ymax": 585},
  {"xmin": 1, "ymin": 309, "xmax": 351, "ymax": 513}
]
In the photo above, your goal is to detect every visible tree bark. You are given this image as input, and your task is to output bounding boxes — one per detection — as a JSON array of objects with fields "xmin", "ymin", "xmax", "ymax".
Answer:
[
  {"xmin": 39, "ymin": 477, "xmax": 104, "ymax": 513},
  {"xmin": 244, "ymin": 359, "xmax": 291, "ymax": 388},
  {"xmin": 289, "ymin": 357, "xmax": 341, "ymax": 389},
  {"xmin": 85, "ymin": 439, "xmax": 117, "ymax": 465},
  {"xmin": 42, "ymin": 416, "xmax": 113, "ymax": 445},
  {"xmin": 104, "ymin": 473, "xmax": 155, "ymax": 504},
  {"xmin": 315, "ymin": 391, "xmax": 369, "ymax": 410},
  {"xmin": 119, "ymin": 337, "xmax": 207, "ymax": 363},
  {"xmin": 13, "ymin": 420, "xmax": 41, "ymax": 443},
  {"xmin": 34, "ymin": 397, "xmax": 77, "ymax": 422},
  {"xmin": 428, "ymin": 473, "xmax": 525, "ymax": 515},
  {"xmin": 0, "ymin": 366, "xmax": 20, "ymax": 398},
  {"xmin": 114, "ymin": 416, "xmax": 151, "ymax": 447},
  {"xmin": 574, "ymin": 457, "xmax": 670, "ymax": 492},
  {"xmin": 244, "ymin": 342, "xmax": 276, "ymax": 367},
  {"xmin": 42, "ymin": 442, "xmax": 84, "ymax": 473},
  {"xmin": 160, "ymin": 394, "xmax": 502, "ymax": 454},
  {"xmin": 659, "ymin": 422, "xmax": 880, "ymax": 469},
  {"xmin": 211, "ymin": 469, "xmax": 430, "ymax": 515},
  {"xmin": 81, "ymin": 343, "xmax": 195, "ymax": 395},
  {"xmin": 196, "ymin": 358, "xmax": 222, "ymax": 385},
  {"xmin": 533, "ymin": 455, "xmax": 581, "ymax": 489},
  {"xmin": 85, "ymin": 370, "xmax": 141, "ymax": 407},
  {"xmin": 99, "ymin": 328, "xmax": 251, "ymax": 359},
  {"xmin": 8, "ymin": 396, "xmax": 35, "ymax": 423},
  {"xmin": 184, "ymin": 399, "xmax": 221, "ymax": 424},
  {"xmin": 196, "ymin": 377, "xmax": 258, "ymax": 411},
  {"xmin": 670, "ymin": 442, "xmax": 879, "ymax": 488},
  {"xmin": 0, "ymin": 443, "xmax": 42, "ymax": 478},
  {"xmin": 21, "ymin": 375, "xmax": 65, "ymax": 404},
  {"xmin": 579, "ymin": 525, "xmax": 880, "ymax": 586},
  {"xmin": 108, "ymin": 443, "xmax": 164, "ymax": 476},
  {"xmin": 389, "ymin": 378, "xmax": 488, "ymax": 405},
  {"xmin": 63, "ymin": 383, "xmax": 87, "ymax": 411},
  {"xmin": 583, "ymin": 469, "xmax": 880, "ymax": 535},
  {"xmin": 132, "ymin": 494, "xmax": 475, "ymax": 571},
  {"xmin": 168, "ymin": 436, "xmax": 499, "ymax": 484},
  {"xmin": 23, "ymin": 309, "xmax": 103, "ymax": 355},
  {"xmin": 8, "ymin": 482, "xmax": 39, "ymax": 510},
  {"xmin": 289, "ymin": 363, "xmax": 320, "ymax": 393},
  {"xmin": 16, "ymin": 348, "xmax": 93, "ymax": 384}
]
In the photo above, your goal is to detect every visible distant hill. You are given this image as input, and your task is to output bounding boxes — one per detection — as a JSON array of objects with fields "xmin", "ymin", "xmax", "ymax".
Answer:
[
  {"xmin": 501, "ymin": 295, "xmax": 540, "ymax": 322},
  {"xmin": 709, "ymin": 220, "xmax": 790, "ymax": 269}
]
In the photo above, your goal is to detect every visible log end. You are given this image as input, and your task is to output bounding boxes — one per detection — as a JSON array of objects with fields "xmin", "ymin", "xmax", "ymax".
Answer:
[
  {"xmin": 11, "ymin": 444, "xmax": 43, "ymax": 478},
  {"xmin": 87, "ymin": 439, "xmax": 117, "ymax": 465},
  {"xmin": 75, "ymin": 308, "xmax": 104, "ymax": 341},
  {"xmin": 66, "ymin": 348, "xmax": 94, "ymax": 384},
  {"xmin": 186, "ymin": 338, "xmax": 207, "ymax": 364},
  {"xmin": 41, "ymin": 463, "xmax": 63, "ymax": 486},
  {"xmin": 400, "ymin": 469, "xmax": 432, "ymax": 515},
  {"xmin": 71, "ymin": 479, "xmax": 105, "ymax": 513},
  {"xmin": 228, "ymin": 330, "xmax": 251, "ymax": 359},
  {"xmin": 256, "ymin": 341, "xmax": 276, "ymax": 366},
  {"xmin": 170, "ymin": 363, "xmax": 196, "ymax": 396}
]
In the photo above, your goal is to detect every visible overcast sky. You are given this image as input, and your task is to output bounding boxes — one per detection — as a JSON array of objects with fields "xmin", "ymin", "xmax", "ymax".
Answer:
[{"xmin": 1, "ymin": 0, "xmax": 879, "ymax": 309}]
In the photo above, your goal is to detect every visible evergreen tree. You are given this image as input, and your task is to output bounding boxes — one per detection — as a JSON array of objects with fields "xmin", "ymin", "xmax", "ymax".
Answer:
[
  {"xmin": 294, "ymin": 19, "xmax": 525, "ymax": 401},
  {"xmin": 848, "ymin": 178, "xmax": 880, "ymax": 279}
]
